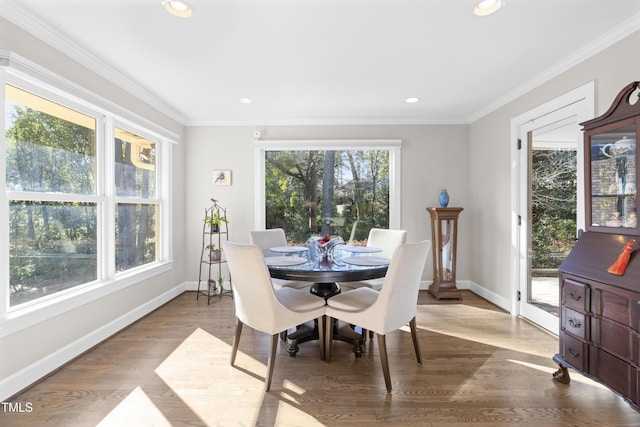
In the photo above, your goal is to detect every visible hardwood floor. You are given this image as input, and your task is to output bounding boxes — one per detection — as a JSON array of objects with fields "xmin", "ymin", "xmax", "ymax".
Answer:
[{"xmin": 2, "ymin": 290, "xmax": 639, "ymax": 426}]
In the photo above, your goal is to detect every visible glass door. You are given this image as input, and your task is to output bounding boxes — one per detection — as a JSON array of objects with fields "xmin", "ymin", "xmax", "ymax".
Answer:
[{"xmin": 519, "ymin": 117, "xmax": 580, "ymax": 333}]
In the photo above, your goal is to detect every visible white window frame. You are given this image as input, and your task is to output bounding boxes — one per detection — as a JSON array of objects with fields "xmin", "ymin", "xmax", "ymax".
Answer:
[
  {"xmin": 253, "ymin": 139, "xmax": 402, "ymax": 230},
  {"xmin": 0, "ymin": 50, "xmax": 176, "ymax": 337}
]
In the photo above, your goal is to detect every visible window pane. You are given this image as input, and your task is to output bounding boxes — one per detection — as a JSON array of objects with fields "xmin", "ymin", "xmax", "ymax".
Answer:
[
  {"xmin": 115, "ymin": 128, "xmax": 156, "ymax": 198},
  {"xmin": 115, "ymin": 203, "xmax": 158, "ymax": 272},
  {"xmin": 5, "ymin": 84, "xmax": 97, "ymax": 194},
  {"xmin": 9, "ymin": 201, "xmax": 98, "ymax": 307},
  {"xmin": 265, "ymin": 149, "xmax": 389, "ymax": 244}
]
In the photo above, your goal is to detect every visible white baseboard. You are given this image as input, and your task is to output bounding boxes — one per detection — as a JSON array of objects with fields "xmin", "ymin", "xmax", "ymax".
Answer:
[
  {"xmin": 420, "ymin": 279, "xmax": 512, "ymax": 314},
  {"xmin": 0, "ymin": 283, "xmax": 186, "ymax": 401}
]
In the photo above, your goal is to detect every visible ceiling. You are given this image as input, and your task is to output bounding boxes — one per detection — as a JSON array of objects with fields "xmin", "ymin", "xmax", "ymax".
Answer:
[{"xmin": 2, "ymin": 0, "xmax": 640, "ymax": 126}]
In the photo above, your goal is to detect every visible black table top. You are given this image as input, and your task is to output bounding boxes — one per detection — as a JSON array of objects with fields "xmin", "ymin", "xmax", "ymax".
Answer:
[{"xmin": 268, "ymin": 257, "xmax": 388, "ymax": 284}]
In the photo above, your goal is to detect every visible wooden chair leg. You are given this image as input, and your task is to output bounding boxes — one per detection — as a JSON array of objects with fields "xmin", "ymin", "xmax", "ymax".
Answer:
[
  {"xmin": 318, "ymin": 316, "xmax": 325, "ymax": 361},
  {"xmin": 230, "ymin": 318, "xmax": 243, "ymax": 366},
  {"xmin": 377, "ymin": 334, "xmax": 392, "ymax": 392},
  {"xmin": 409, "ymin": 317, "xmax": 422, "ymax": 364},
  {"xmin": 265, "ymin": 334, "xmax": 278, "ymax": 391},
  {"xmin": 324, "ymin": 316, "xmax": 333, "ymax": 362}
]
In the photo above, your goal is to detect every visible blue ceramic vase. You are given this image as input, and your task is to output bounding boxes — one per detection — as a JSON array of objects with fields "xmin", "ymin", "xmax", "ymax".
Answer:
[{"xmin": 439, "ymin": 189, "xmax": 449, "ymax": 208}]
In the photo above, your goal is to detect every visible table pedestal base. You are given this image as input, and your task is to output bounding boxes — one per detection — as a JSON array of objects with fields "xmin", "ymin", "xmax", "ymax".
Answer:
[
  {"xmin": 330, "ymin": 319, "xmax": 364, "ymax": 357},
  {"xmin": 285, "ymin": 321, "xmax": 319, "ymax": 357},
  {"xmin": 283, "ymin": 282, "xmax": 364, "ymax": 358}
]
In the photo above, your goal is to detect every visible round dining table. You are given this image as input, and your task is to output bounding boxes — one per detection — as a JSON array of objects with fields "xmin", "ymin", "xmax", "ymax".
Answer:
[{"xmin": 267, "ymin": 249, "xmax": 389, "ymax": 357}]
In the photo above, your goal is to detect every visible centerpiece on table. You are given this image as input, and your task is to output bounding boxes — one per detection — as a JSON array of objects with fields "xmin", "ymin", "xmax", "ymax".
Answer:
[{"xmin": 306, "ymin": 234, "xmax": 345, "ymax": 261}]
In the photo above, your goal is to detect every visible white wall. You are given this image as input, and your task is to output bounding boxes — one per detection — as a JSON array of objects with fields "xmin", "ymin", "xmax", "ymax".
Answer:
[
  {"xmin": 184, "ymin": 124, "xmax": 470, "ymax": 283},
  {"xmin": 468, "ymin": 30, "xmax": 640, "ymax": 305},
  {"xmin": 0, "ymin": 17, "xmax": 187, "ymax": 399}
]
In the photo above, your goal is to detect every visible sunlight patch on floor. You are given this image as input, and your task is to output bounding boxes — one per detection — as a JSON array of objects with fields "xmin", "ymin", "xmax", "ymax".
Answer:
[
  {"xmin": 274, "ymin": 399, "xmax": 325, "ymax": 426},
  {"xmin": 96, "ymin": 386, "xmax": 171, "ymax": 427},
  {"xmin": 154, "ymin": 327, "xmax": 267, "ymax": 425},
  {"xmin": 417, "ymin": 304, "xmax": 557, "ymax": 357}
]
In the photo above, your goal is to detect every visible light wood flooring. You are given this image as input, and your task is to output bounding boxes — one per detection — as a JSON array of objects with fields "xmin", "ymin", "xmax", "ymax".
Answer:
[{"xmin": 2, "ymin": 290, "xmax": 639, "ymax": 426}]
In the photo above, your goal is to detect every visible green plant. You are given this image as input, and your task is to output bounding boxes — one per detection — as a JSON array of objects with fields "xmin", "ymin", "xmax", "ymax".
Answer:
[
  {"xmin": 217, "ymin": 276, "xmax": 225, "ymax": 292},
  {"xmin": 203, "ymin": 211, "xmax": 229, "ymax": 227}
]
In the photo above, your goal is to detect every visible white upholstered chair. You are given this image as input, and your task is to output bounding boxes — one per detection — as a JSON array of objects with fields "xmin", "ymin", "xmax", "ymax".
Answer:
[
  {"xmin": 340, "ymin": 228, "xmax": 407, "ymax": 291},
  {"xmin": 249, "ymin": 228, "xmax": 288, "ymax": 257},
  {"xmin": 249, "ymin": 228, "xmax": 309, "ymax": 289},
  {"xmin": 223, "ymin": 241, "xmax": 326, "ymax": 391},
  {"xmin": 325, "ymin": 240, "xmax": 430, "ymax": 392}
]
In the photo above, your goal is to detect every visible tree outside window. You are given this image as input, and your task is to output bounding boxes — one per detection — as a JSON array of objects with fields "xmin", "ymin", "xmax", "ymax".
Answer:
[{"xmin": 264, "ymin": 149, "xmax": 390, "ymax": 244}]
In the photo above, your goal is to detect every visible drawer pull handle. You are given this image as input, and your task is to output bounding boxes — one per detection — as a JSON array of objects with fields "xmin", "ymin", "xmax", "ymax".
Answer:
[
  {"xmin": 568, "ymin": 318, "xmax": 581, "ymax": 328},
  {"xmin": 569, "ymin": 291, "xmax": 582, "ymax": 302},
  {"xmin": 568, "ymin": 347, "xmax": 580, "ymax": 358}
]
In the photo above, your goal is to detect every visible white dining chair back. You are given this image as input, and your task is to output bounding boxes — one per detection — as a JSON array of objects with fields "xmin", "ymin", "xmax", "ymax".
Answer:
[
  {"xmin": 223, "ymin": 241, "xmax": 326, "ymax": 391},
  {"xmin": 249, "ymin": 228, "xmax": 310, "ymax": 289},
  {"xmin": 249, "ymin": 228, "xmax": 288, "ymax": 257},
  {"xmin": 325, "ymin": 240, "xmax": 430, "ymax": 391},
  {"xmin": 366, "ymin": 228, "xmax": 407, "ymax": 260},
  {"xmin": 340, "ymin": 228, "xmax": 407, "ymax": 292}
]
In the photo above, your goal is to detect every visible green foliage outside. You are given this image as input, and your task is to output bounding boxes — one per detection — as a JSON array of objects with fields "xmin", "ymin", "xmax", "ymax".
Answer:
[
  {"xmin": 265, "ymin": 149, "xmax": 389, "ymax": 243},
  {"xmin": 531, "ymin": 149, "xmax": 578, "ymax": 269},
  {"xmin": 6, "ymin": 97, "xmax": 156, "ymax": 306}
]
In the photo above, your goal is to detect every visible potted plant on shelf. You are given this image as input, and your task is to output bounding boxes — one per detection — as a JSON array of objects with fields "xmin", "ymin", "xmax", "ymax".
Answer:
[
  {"xmin": 203, "ymin": 211, "xmax": 229, "ymax": 233},
  {"xmin": 205, "ymin": 244, "xmax": 223, "ymax": 261}
]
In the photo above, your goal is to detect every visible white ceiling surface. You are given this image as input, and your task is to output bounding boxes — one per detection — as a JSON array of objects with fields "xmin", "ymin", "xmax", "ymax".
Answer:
[{"xmin": 2, "ymin": 0, "xmax": 640, "ymax": 126}]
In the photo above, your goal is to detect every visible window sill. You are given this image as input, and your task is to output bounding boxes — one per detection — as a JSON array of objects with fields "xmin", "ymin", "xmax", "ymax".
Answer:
[{"xmin": 0, "ymin": 260, "xmax": 174, "ymax": 338}]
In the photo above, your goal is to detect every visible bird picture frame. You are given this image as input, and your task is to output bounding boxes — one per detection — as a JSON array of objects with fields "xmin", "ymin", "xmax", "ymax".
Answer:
[{"xmin": 212, "ymin": 170, "xmax": 231, "ymax": 186}]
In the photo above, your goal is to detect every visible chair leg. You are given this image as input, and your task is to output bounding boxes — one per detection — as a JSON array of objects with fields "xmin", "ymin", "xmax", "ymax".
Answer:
[
  {"xmin": 324, "ymin": 316, "xmax": 333, "ymax": 362},
  {"xmin": 230, "ymin": 318, "xmax": 243, "ymax": 366},
  {"xmin": 318, "ymin": 316, "xmax": 325, "ymax": 361},
  {"xmin": 265, "ymin": 334, "xmax": 278, "ymax": 391},
  {"xmin": 409, "ymin": 317, "xmax": 422, "ymax": 364},
  {"xmin": 377, "ymin": 333, "xmax": 392, "ymax": 392}
]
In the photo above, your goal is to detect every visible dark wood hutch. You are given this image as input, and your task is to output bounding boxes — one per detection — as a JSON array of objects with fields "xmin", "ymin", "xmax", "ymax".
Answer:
[{"xmin": 553, "ymin": 81, "xmax": 640, "ymax": 411}]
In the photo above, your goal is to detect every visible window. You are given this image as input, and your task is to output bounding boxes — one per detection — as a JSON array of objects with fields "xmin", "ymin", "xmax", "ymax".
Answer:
[
  {"xmin": 2, "ymin": 59, "xmax": 172, "ymax": 316},
  {"xmin": 114, "ymin": 128, "xmax": 158, "ymax": 272},
  {"xmin": 255, "ymin": 139, "xmax": 401, "ymax": 243},
  {"xmin": 5, "ymin": 84, "xmax": 99, "ymax": 307}
]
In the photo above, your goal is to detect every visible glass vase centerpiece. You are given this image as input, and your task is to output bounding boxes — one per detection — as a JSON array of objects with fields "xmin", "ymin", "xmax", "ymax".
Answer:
[{"xmin": 306, "ymin": 234, "xmax": 345, "ymax": 262}]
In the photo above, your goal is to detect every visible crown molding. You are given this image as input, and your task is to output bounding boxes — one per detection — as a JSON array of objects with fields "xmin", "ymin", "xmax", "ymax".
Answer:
[
  {"xmin": 0, "ymin": 0, "xmax": 187, "ymax": 125},
  {"xmin": 468, "ymin": 13, "xmax": 640, "ymax": 124}
]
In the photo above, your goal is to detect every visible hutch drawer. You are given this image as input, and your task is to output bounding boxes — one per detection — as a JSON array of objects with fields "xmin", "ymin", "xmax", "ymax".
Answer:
[
  {"xmin": 596, "ymin": 287, "xmax": 636, "ymax": 327},
  {"xmin": 560, "ymin": 331, "xmax": 586, "ymax": 371},
  {"xmin": 562, "ymin": 306, "xmax": 588, "ymax": 340},
  {"xmin": 562, "ymin": 278, "xmax": 589, "ymax": 312},
  {"xmin": 589, "ymin": 347, "xmax": 636, "ymax": 402},
  {"xmin": 592, "ymin": 316, "xmax": 633, "ymax": 362}
]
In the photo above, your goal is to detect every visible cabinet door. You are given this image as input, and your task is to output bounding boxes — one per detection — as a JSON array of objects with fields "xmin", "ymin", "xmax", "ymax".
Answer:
[{"xmin": 585, "ymin": 119, "xmax": 637, "ymax": 234}]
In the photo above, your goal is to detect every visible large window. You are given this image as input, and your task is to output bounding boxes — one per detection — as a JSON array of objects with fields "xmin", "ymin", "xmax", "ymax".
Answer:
[
  {"xmin": 255, "ymin": 140, "xmax": 401, "ymax": 243},
  {"xmin": 3, "ymin": 70, "xmax": 170, "ymax": 312}
]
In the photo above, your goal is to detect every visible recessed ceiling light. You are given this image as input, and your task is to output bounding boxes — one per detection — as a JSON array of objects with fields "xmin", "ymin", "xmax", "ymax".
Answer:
[
  {"xmin": 474, "ymin": 0, "xmax": 503, "ymax": 17},
  {"xmin": 163, "ymin": 1, "xmax": 192, "ymax": 18},
  {"xmin": 239, "ymin": 98, "xmax": 253, "ymax": 104},
  {"xmin": 405, "ymin": 97, "xmax": 420, "ymax": 104}
]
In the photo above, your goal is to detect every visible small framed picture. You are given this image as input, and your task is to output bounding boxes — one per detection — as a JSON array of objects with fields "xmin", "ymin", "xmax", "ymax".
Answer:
[{"xmin": 212, "ymin": 170, "xmax": 231, "ymax": 186}]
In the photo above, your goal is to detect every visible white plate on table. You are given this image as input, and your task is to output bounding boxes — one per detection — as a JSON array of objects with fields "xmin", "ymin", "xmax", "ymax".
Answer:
[
  {"xmin": 264, "ymin": 256, "xmax": 308, "ymax": 266},
  {"xmin": 340, "ymin": 246, "xmax": 382, "ymax": 254},
  {"xmin": 269, "ymin": 246, "xmax": 309, "ymax": 253},
  {"xmin": 341, "ymin": 256, "xmax": 390, "ymax": 266}
]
